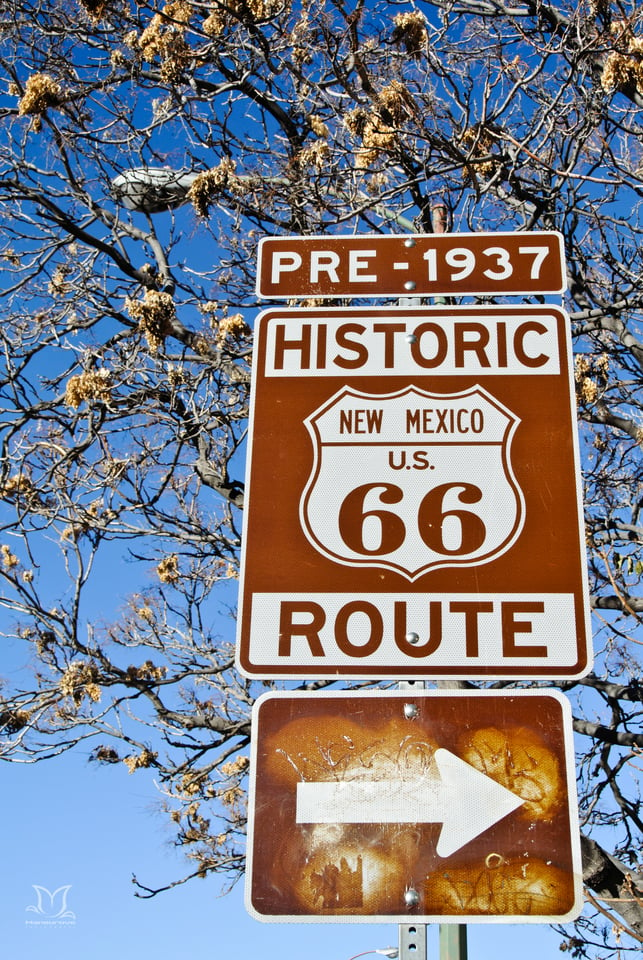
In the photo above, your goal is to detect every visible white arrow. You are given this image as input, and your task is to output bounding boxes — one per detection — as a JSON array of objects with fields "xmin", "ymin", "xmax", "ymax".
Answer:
[{"xmin": 295, "ymin": 747, "xmax": 525, "ymax": 858}]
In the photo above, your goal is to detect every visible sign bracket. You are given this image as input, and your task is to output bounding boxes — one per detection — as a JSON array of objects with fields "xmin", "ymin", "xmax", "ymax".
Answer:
[
  {"xmin": 397, "ymin": 682, "xmax": 428, "ymax": 960},
  {"xmin": 399, "ymin": 924, "xmax": 426, "ymax": 960}
]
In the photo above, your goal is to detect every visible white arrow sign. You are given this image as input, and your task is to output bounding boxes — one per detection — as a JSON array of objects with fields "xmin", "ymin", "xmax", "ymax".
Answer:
[{"xmin": 295, "ymin": 747, "xmax": 525, "ymax": 858}]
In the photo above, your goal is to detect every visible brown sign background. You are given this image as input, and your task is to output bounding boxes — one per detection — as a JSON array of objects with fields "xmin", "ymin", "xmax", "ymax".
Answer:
[
  {"xmin": 246, "ymin": 690, "xmax": 582, "ymax": 923},
  {"xmin": 236, "ymin": 305, "xmax": 591, "ymax": 679}
]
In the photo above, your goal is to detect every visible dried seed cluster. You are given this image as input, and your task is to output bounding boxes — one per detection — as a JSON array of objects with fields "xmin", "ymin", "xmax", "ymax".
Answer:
[
  {"xmin": 125, "ymin": 3, "xmax": 192, "ymax": 83},
  {"xmin": 65, "ymin": 367, "xmax": 112, "ymax": 410},
  {"xmin": 601, "ymin": 24, "xmax": 643, "ymax": 94},
  {"xmin": 78, "ymin": 0, "xmax": 109, "ymax": 22},
  {"xmin": 125, "ymin": 289, "xmax": 177, "ymax": 353},
  {"xmin": 124, "ymin": 748, "xmax": 158, "ymax": 773},
  {"xmin": 461, "ymin": 126, "xmax": 499, "ymax": 182},
  {"xmin": 59, "ymin": 661, "xmax": 102, "ymax": 705},
  {"xmin": 392, "ymin": 11, "xmax": 428, "ymax": 56},
  {"xmin": 188, "ymin": 159, "xmax": 244, "ymax": 218},
  {"xmin": 349, "ymin": 82, "xmax": 415, "ymax": 169},
  {"xmin": 215, "ymin": 312, "xmax": 250, "ymax": 343},
  {"xmin": 64, "ymin": 369, "xmax": 112, "ymax": 408},
  {"xmin": 157, "ymin": 553, "xmax": 180, "ymax": 584},
  {"xmin": 203, "ymin": 0, "xmax": 286, "ymax": 36},
  {"xmin": 126, "ymin": 661, "xmax": 167, "ymax": 682},
  {"xmin": 17, "ymin": 73, "xmax": 63, "ymax": 131},
  {"xmin": 574, "ymin": 353, "xmax": 609, "ymax": 405}
]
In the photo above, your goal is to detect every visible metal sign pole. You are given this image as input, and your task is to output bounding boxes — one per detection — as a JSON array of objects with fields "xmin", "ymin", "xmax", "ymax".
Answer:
[
  {"xmin": 432, "ymin": 204, "xmax": 463, "ymax": 960},
  {"xmin": 439, "ymin": 925, "xmax": 468, "ymax": 960},
  {"xmin": 398, "ymin": 208, "xmax": 465, "ymax": 960}
]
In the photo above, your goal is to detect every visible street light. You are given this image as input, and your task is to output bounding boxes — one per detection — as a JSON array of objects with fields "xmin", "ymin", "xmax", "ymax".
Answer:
[
  {"xmin": 347, "ymin": 951, "xmax": 399, "ymax": 960},
  {"xmin": 110, "ymin": 167, "xmax": 197, "ymax": 213},
  {"xmin": 110, "ymin": 166, "xmax": 418, "ymax": 229}
]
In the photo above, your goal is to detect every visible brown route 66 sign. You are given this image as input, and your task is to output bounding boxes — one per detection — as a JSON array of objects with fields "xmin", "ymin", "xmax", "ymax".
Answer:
[{"xmin": 236, "ymin": 304, "xmax": 592, "ymax": 680}]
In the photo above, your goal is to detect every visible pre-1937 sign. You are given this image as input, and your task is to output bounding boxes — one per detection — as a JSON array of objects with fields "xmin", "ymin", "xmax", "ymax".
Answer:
[
  {"xmin": 256, "ymin": 231, "xmax": 566, "ymax": 299},
  {"xmin": 236, "ymin": 304, "xmax": 592, "ymax": 680}
]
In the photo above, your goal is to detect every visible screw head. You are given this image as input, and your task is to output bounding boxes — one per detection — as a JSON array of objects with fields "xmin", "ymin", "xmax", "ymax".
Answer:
[
  {"xmin": 404, "ymin": 703, "xmax": 419, "ymax": 720},
  {"xmin": 405, "ymin": 631, "xmax": 420, "ymax": 645},
  {"xmin": 404, "ymin": 887, "xmax": 420, "ymax": 907},
  {"xmin": 404, "ymin": 280, "xmax": 416, "ymax": 291},
  {"xmin": 404, "ymin": 238, "xmax": 416, "ymax": 248}
]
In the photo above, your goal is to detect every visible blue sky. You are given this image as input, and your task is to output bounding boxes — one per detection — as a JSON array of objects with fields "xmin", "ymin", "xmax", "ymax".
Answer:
[{"xmin": 1, "ymin": 745, "xmax": 570, "ymax": 960}]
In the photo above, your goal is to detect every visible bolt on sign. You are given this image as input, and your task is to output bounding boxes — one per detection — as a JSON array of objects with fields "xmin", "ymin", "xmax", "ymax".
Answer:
[
  {"xmin": 256, "ymin": 231, "xmax": 566, "ymax": 300},
  {"xmin": 236, "ymin": 304, "xmax": 592, "ymax": 680},
  {"xmin": 245, "ymin": 689, "xmax": 583, "ymax": 923}
]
